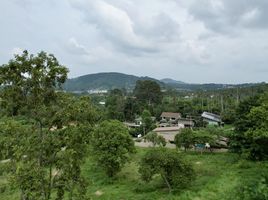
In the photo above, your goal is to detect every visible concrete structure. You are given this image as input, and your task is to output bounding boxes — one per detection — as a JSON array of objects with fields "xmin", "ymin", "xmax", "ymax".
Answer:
[
  {"xmin": 153, "ymin": 126, "xmax": 181, "ymax": 142},
  {"xmin": 177, "ymin": 118, "xmax": 194, "ymax": 128}
]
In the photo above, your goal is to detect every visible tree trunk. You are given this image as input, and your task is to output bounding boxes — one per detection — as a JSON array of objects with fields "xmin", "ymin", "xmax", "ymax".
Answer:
[{"xmin": 161, "ymin": 174, "xmax": 172, "ymax": 193}]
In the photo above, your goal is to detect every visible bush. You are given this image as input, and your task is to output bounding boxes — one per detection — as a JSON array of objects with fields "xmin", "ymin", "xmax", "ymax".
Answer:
[
  {"xmin": 144, "ymin": 132, "xmax": 166, "ymax": 147},
  {"xmin": 91, "ymin": 120, "xmax": 135, "ymax": 177},
  {"xmin": 174, "ymin": 129, "xmax": 194, "ymax": 151},
  {"xmin": 139, "ymin": 148, "xmax": 195, "ymax": 193}
]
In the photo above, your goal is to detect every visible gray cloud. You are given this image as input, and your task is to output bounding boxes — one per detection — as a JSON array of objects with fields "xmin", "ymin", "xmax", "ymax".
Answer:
[
  {"xmin": 0, "ymin": 0, "xmax": 267, "ymax": 83},
  {"xmin": 189, "ymin": 0, "xmax": 268, "ymax": 34}
]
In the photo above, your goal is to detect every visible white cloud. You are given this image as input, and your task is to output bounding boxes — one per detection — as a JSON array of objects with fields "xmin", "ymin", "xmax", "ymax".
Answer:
[{"xmin": 67, "ymin": 37, "xmax": 90, "ymax": 55}]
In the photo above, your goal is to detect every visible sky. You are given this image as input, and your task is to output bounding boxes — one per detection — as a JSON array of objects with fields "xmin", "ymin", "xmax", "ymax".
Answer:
[{"xmin": 1, "ymin": 0, "xmax": 268, "ymax": 84}]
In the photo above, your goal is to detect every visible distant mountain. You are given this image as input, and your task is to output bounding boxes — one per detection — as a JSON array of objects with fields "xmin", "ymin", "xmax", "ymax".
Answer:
[
  {"xmin": 64, "ymin": 72, "xmax": 264, "ymax": 92},
  {"xmin": 64, "ymin": 72, "xmax": 164, "ymax": 91},
  {"xmin": 161, "ymin": 78, "xmax": 186, "ymax": 85}
]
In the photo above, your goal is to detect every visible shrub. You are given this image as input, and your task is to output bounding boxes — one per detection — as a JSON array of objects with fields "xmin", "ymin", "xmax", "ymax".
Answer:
[
  {"xmin": 91, "ymin": 120, "xmax": 135, "ymax": 177},
  {"xmin": 139, "ymin": 148, "xmax": 195, "ymax": 193}
]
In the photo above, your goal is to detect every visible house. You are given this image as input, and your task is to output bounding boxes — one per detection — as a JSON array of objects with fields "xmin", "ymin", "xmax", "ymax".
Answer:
[
  {"xmin": 135, "ymin": 116, "xmax": 156, "ymax": 126},
  {"xmin": 177, "ymin": 118, "xmax": 194, "ymax": 128},
  {"xmin": 201, "ymin": 112, "xmax": 222, "ymax": 126},
  {"xmin": 153, "ymin": 126, "xmax": 181, "ymax": 142},
  {"xmin": 160, "ymin": 112, "xmax": 181, "ymax": 123}
]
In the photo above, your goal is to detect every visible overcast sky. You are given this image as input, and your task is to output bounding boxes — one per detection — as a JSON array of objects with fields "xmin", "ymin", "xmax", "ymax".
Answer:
[{"xmin": 1, "ymin": 0, "xmax": 268, "ymax": 83}]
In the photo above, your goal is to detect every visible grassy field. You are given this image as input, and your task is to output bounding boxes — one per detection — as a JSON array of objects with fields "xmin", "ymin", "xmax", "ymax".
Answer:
[{"xmin": 1, "ymin": 147, "xmax": 268, "ymax": 200}]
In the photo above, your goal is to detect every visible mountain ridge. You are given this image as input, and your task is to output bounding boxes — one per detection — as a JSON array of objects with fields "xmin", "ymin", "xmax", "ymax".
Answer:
[{"xmin": 64, "ymin": 72, "xmax": 265, "ymax": 92}]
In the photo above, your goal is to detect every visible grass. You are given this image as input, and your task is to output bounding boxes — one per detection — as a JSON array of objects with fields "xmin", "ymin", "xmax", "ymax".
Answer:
[{"xmin": 1, "ymin": 147, "xmax": 267, "ymax": 200}]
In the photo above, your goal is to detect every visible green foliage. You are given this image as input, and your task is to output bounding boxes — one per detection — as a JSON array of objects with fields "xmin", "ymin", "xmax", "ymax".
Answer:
[
  {"xmin": 174, "ymin": 129, "xmax": 194, "ymax": 151},
  {"xmin": 134, "ymin": 80, "xmax": 162, "ymax": 105},
  {"xmin": 0, "ymin": 51, "xmax": 96, "ymax": 200},
  {"xmin": 123, "ymin": 97, "xmax": 139, "ymax": 121},
  {"xmin": 233, "ymin": 163, "xmax": 268, "ymax": 200},
  {"xmin": 174, "ymin": 128, "xmax": 220, "ymax": 151},
  {"xmin": 144, "ymin": 132, "xmax": 166, "ymax": 147},
  {"xmin": 193, "ymin": 127, "xmax": 219, "ymax": 145},
  {"xmin": 64, "ymin": 72, "xmax": 162, "ymax": 91},
  {"xmin": 140, "ymin": 109, "xmax": 155, "ymax": 135},
  {"xmin": 105, "ymin": 89, "xmax": 125, "ymax": 121},
  {"xmin": 232, "ymin": 93, "xmax": 268, "ymax": 160},
  {"xmin": 91, "ymin": 120, "xmax": 135, "ymax": 177},
  {"xmin": 139, "ymin": 148, "xmax": 195, "ymax": 193},
  {"xmin": 0, "ymin": 50, "xmax": 68, "ymax": 117}
]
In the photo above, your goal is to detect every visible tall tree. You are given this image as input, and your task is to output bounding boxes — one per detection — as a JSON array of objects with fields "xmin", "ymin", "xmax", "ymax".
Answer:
[
  {"xmin": 133, "ymin": 80, "xmax": 162, "ymax": 105},
  {"xmin": 141, "ymin": 109, "xmax": 155, "ymax": 135},
  {"xmin": 91, "ymin": 120, "xmax": 135, "ymax": 177},
  {"xmin": 105, "ymin": 89, "xmax": 125, "ymax": 121},
  {"xmin": 0, "ymin": 51, "xmax": 96, "ymax": 200}
]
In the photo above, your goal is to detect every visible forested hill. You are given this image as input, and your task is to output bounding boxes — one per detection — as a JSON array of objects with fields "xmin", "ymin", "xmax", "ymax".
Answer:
[
  {"xmin": 64, "ymin": 72, "xmax": 164, "ymax": 91},
  {"xmin": 64, "ymin": 72, "xmax": 265, "ymax": 92}
]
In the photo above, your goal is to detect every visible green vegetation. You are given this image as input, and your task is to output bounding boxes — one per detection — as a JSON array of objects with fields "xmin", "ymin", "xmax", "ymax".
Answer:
[
  {"xmin": 1, "ymin": 148, "xmax": 267, "ymax": 200},
  {"xmin": 1, "ymin": 51, "xmax": 268, "ymax": 199},
  {"xmin": 63, "ymin": 72, "xmax": 163, "ymax": 91},
  {"xmin": 144, "ymin": 132, "xmax": 166, "ymax": 147},
  {"xmin": 91, "ymin": 120, "xmax": 135, "ymax": 177},
  {"xmin": 139, "ymin": 148, "xmax": 195, "ymax": 193},
  {"xmin": 231, "ymin": 93, "xmax": 268, "ymax": 160},
  {"xmin": 174, "ymin": 129, "xmax": 195, "ymax": 151}
]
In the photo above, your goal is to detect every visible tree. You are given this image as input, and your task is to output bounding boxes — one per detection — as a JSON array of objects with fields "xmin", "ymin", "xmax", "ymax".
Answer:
[
  {"xmin": 243, "ymin": 93, "xmax": 268, "ymax": 160},
  {"xmin": 91, "ymin": 120, "xmax": 135, "ymax": 177},
  {"xmin": 0, "ymin": 51, "xmax": 96, "ymax": 200},
  {"xmin": 174, "ymin": 129, "xmax": 194, "ymax": 151},
  {"xmin": 144, "ymin": 132, "xmax": 166, "ymax": 147},
  {"xmin": 105, "ymin": 89, "xmax": 125, "ymax": 121},
  {"xmin": 123, "ymin": 97, "xmax": 138, "ymax": 121},
  {"xmin": 139, "ymin": 148, "xmax": 195, "ymax": 193},
  {"xmin": 230, "ymin": 95, "xmax": 262, "ymax": 156},
  {"xmin": 133, "ymin": 80, "xmax": 162, "ymax": 105},
  {"xmin": 141, "ymin": 109, "xmax": 155, "ymax": 135},
  {"xmin": 0, "ymin": 50, "xmax": 68, "ymax": 117}
]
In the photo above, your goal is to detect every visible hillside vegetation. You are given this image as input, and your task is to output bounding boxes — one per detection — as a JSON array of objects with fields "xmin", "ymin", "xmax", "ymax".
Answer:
[
  {"xmin": 64, "ymin": 72, "xmax": 163, "ymax": 91},
  {"xmin": 64, "ymin": 72, "xmax": 266, "ymax": 92}
]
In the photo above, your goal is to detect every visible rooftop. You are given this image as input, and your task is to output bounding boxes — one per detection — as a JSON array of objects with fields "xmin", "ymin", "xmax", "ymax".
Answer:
[{"xmin": 160, "ymin": 112, "xmax": 181, "ymax": 119}]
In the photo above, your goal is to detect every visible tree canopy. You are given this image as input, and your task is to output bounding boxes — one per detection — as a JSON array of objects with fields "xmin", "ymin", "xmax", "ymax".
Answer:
[
  {"xmin": 133, "ymin": 80, "xmax": 162, "ymax": 105},
  {"xmin": 91, "ymin": 120, "xmax": 135, "ymax": 177},
  {"xmin": 139, "ymin": 148, "xmax": 195, "ymax": 193}
]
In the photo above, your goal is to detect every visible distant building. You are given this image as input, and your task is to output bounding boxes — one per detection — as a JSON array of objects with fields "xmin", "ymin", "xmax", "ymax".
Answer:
[
  {"xmin": 177, "ymin": 118, "xmax": 194, "ymax": 128},
  {"xmin": 160, "ymin": 112, "xmax": 181, "ymax": 123},
  {"xmin": 135, "ymin": 116, "xmax": 156, "ymax": 126},
  {"xmin": 201, "ymin": 112, "xmax": 222, "ymax": 126},
  {"xmin": 153, "ymin": 127, "xmax": 181, "ymax": 142}
]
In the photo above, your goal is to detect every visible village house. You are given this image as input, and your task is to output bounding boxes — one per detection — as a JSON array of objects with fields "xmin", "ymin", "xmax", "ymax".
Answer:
[
  {"xmin": 177, "ymin": 118, "xmax": 194, "ymax": 128},
  {"xmin": 201, "ymin": 112, "xmax": 223, "ymax": 126},
  {"xmin": 160, "ymin": 112, "xmax": 181, "ymax": 124}
]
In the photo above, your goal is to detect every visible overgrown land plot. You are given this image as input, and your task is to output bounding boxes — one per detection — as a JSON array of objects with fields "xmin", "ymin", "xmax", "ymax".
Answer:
[
  {"xmin": 82, "ymin": 149, "xmax": 268, "ymax": 200},
  {"xmin": 1, "ymin": 148, "xmax": 267, "ymax": 200}
]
